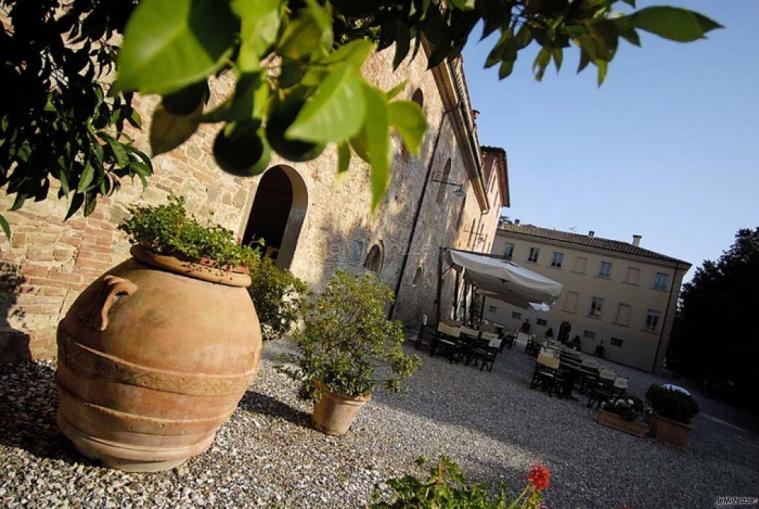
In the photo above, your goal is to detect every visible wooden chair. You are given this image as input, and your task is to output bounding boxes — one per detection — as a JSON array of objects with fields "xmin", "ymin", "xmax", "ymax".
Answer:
[
  {"xmin": 469, "ymin": 334, "xmax": 501, "ymax": 372},
  {"xmin": 431, "ymin": 322, "xmax": 462, "ymax": 364}
]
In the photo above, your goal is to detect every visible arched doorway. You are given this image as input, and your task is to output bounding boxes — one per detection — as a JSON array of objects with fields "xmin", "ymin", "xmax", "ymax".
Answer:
[
  {"xmin": 558, "ymin": 321, "xmax": 572, "ymax": 343},
  {"xmin": 242, "ymin": 165, "xmax": 307, "ymax": 268}
]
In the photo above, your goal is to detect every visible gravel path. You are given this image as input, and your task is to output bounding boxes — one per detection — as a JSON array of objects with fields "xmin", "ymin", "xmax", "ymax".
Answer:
[{"xmin": 1, "ymin": 340, "xmax": 758, "ymax": 508}]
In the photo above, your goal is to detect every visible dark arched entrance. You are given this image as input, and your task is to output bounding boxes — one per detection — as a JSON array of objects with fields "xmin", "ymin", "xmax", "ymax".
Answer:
[
  {"xmin": 558, "ymin": 321, "xmax": 572, "ymax": 343},
  {"xmin": 242, "ymin": 165, "xmax": 307, "ymax": 268}
]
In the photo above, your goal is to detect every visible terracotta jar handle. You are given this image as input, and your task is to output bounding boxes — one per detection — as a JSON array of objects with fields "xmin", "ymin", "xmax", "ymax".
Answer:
[{"xmin": 99, "ymin": 275, "xmax": 138, "ymax": 331}]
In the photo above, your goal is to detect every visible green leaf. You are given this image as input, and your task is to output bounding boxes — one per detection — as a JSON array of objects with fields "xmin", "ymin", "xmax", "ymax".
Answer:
[
  {"xmin": 162, "ymin": 81, "xmax": 209, "ymax": 116},
  {"xmin": 630, "ymin": 7, "xmax": 721, "ymax": 43},
  {"xmin": 449, "ymin": 0, "xmax": 475, "ymax": 10},
  {"xmin": 77, "ymin": 164, "xmax": 95, "ymax": 193},
  {"xmin": 596, "ymin": 59, "xmax": 608, "ymax": 85},
  {"xmin": 116, "ymin": 0, "xmax": 238, "ymax": 94},
  {"xmin": 232, "ymin": 0, "xmax": 282, "ymax": 71},
  {"xmin": 385, "ymin": 81, "xmax": 408, "ymax": 100},
  {"xmin": 351, "ymin": 83, "xmax": 391, "ymax": 210},
  {"xmin": 532, "ymin": 47, "xmax": 551, "ymax": 81},
  {"xmin": 285, "ymin": 64, "xmax": 366, "ymax": 144},
  {"xmin": 0, "ymin": 213, "xmax": 10, "ymax": 240},
  {"xmin": 150, "ymin": 105, "xmax": 201, "ymax": 156},
  {"xmin": 320, "ymin": 39, "xmax": 376, "ymax": 69},
  {"xmin": 552, "ymin": 47, "xmax": 563, "ymax": 72},
  {"xmin": 228, "ymin": 72, "xmax": 270, "ymax": 121},
  {"xmin": 337, "ymin": 142, "xmax": 351, "ymax": 177},
  {"xmin": 388, "ymin": 101, "xmax": 427, "ymax": 156},
  {"xmin": 278, "ymin": 0, "xmax": 333, "ymax": 60},
  {"xmin": 99, "ymin": 132, "xmax": 129, "ymax": 167}
]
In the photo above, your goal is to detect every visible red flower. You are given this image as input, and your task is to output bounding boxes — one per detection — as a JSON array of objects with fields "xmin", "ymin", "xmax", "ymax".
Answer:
[{"xmin": 527, "ymin": 464, "xmax": 551, "ymax": 492}]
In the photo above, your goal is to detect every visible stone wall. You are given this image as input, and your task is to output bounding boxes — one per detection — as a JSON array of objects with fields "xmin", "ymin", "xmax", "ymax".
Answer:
[{"xmin": 0, "ymin": 46, "xmax": 503, "ymax": 362}]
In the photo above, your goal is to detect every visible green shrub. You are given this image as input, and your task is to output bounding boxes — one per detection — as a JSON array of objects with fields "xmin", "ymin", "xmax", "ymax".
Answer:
[
  {"xmin": 119, "ymin": 195, "xmax": 259, "ymax": 268},
  {"xmin": 370, "ymin": 456, "xmax": 550, "ymax": 509},
  {"xmin": 278, "ymin": 270, "xmax": 419, "ymax": 399},
  {"xmin": 646, "ymin": 384, "xmax": 700, "ymax": 424},
  {"xmin": 248, "ymin": 257, "xmax": 308, "ymax": 342}
]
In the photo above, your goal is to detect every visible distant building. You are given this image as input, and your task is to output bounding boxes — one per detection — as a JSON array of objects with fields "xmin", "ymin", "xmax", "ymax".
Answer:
[{"xmin": 483, "ymin": 223, "xmax": 691, "ymax": 372}]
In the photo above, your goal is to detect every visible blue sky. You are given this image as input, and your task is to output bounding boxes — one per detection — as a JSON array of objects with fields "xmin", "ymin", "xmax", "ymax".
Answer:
[{"xmin": 462, "ymin": 0, "xmax": 758, "ymax": 281}]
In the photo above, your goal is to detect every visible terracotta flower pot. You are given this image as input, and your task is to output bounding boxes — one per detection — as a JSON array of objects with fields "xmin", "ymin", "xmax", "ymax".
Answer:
[
  {"xmin": 646, "ymin": 413, "xmax": 692, "ymax": 448},
  {"xmin": 312, "ymin": 388, "xmax": 371, "ymax": 436},
  {"xmin": 55, "ymin": 245, "xmax": 262, "ymax": 472},
  {"xmin": 595, "ymin": 410, "xmax": 648, "ymax": 438}
]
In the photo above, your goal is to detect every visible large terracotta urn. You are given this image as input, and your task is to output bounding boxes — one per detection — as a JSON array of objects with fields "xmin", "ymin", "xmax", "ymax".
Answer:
[{"xmin": 56, "ymin": 245, "xmax": 262, "ymax": 472}]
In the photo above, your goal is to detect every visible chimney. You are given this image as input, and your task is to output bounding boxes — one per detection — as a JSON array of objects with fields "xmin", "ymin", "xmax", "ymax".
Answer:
[
  {"xmin": 588, "ymin": 230, "xmax": 595, "ymax": 237},
  {"xmin": 514, "ymin": 219, "xmax": 520, "ymax": 225},
  {"xmin": 632, "ymin": 234, "xmax": 642, "ymax": 247}
]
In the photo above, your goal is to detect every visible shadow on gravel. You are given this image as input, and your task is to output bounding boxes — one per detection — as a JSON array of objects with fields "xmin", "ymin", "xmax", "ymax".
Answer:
[
  {"xmin": 0, "ymin": 361, "xmax": 92, "ymax": 466},
  {"xmin": 239, "ymin": 390, "xmax": 312, "ymax": 429}
]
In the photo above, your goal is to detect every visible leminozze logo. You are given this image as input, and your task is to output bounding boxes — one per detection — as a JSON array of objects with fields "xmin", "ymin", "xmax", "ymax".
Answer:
[{"xmin": 715, "ymin": 496, "xmax": 759, "ymax": 507}]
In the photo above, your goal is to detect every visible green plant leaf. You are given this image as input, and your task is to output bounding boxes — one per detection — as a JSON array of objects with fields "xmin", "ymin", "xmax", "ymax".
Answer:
[
  {"xmin": 162, "ymin": 81, "xmax": 209, "ymax": 116},
  {"xmin": 320, "ymin": 39, "xmax": 376, "ymax": 69},
  {"xmin": 449, "ymin": 0, "xmax": 475, "ymax": 10},
  {"xmin": 116, "ymin": 0, "xmax": 238, "ymax": 94},
  {"xmin": 77, "ymin": 164, "xmax": 95, "ymax": 193},
  {"xmin": 285, "ymin": 64, "xmax": 366, "ymax": 143},
  {"xmin": 0, "ymin": 213, "xmax": 10, "ymax": 240},
  {"xmin": 277, "ymin": 0, "xmax": 333, "ymax": 60},
  {"xmin": 150, "ymin": 105, "xmax": 201, "ymax": 156},
  {"xmin": 232, "ymin": 0, "xmax": 282, "ymax": 71},
  {"xmin": 388, "ymin": 101, "xmax": 427, "ymax": 156},
  {"xmin": 336, "ymin": 142, "xmax": 351, "ymax": 180},
  {"xmin": 351, "ymin": 83, "xmax": 391, "ymax": 210},
  {"xmin": 385, "ymin": 81, "xmax": 408, "ymax": 100},
  {"xmin": 630, "ymin": 7, "xmax": 721, "ymax": 43}
]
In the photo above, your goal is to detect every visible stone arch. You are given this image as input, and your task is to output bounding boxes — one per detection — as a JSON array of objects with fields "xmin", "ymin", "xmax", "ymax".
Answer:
[{"xmin": 242, "ymin": 165, "xmax": 307, "ymax": 269}]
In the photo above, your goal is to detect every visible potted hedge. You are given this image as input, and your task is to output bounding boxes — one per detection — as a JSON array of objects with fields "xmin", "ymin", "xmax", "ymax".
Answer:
[
  {"xmin": 596, "ymin": 395, "xmax": 648, "ymax": 438},
  {"xmin": 645, "ymin": 384, "xmax": 700, "ymax": 447},
  {"xmin": 279, "ymin": 271, "xmax": 420, "ymax": 436},
  {"xmin": 56, "ymin": 196, "xmax": 263, "ymax": 472}
]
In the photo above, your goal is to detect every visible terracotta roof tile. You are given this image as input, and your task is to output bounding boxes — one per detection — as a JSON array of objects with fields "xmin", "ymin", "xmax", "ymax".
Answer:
[{"xmin": 498, "ymin": 224, "xmax": 690, "ymax": 266}]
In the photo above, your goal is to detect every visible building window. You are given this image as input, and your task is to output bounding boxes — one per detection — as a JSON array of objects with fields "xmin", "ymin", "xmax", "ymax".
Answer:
[
  {"xmin": 626, "ymin": 267, "xmax": 640, "ymax": 284},
  {"xmin": 589, "ymin": 297, "xmax": 604, "ymax": 318},
  {"xmin": 488, "ymin": 305, "xmax": 498, "ymax": 313},
  {"xmin": 527, "ymin": 247, "xmax": 540, "ymax": 263},
  {"xmin": 645, "ymin": 309, "xmax": 660, "ymax": 331},
  {"xmin": 615, "ymin": 303, "xmax": 631, "ymax": 326},
  {"xmin": 512, "ymin": 311, "xmax": 521, "ymax": 319},
  {"xmin": 363, "ymin": 243, "xmax": 384, "ymax": 274},
  {"xmin": 598, "ymin": 261, "xmax": 612, "ymax": 279},
  {"xmin": 551, "ymin": 251, "xmax": 564, "ymax": 268},
  {"xmin": 574, "ymin": 256, "xmax": 587, "ymax": 274},
  {"xmin": 412, "ymin": 266, "xmax": 424, "ymax": 286},
  {"xmin": 563, "ymin": 291, "xmax": 579, "ymax": 313},
  {"xmin": 536, "ymin": 318, "xmax": 548, "ymax": 326},
  {"xmin": 654, "ymin": 272, "xmax": 670, "ymax": 290},
  {"xmin": 583, "ymin": 330, "xmax": 596, "ymax": 340},
  {"xmin": 503, "ymin": 243, "xmax": 514, "ymax": 259},
  {"xmin": 610, "ymin": 337, "xmax": 624, "ymax": 347}
]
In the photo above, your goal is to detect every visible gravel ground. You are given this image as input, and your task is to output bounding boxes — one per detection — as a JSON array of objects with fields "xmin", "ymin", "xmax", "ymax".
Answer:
[{"xmin": 1, "ymin": 339, "xmax": 758, "ymax": 509}]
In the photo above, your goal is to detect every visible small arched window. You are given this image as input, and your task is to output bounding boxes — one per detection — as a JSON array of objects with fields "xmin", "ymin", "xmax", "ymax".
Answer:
[
  {"xmin": 412, "ymin": 266, "xmax": 424, "ymax": 287},
  {"xmin": 363, "ymin": 242, "xmax": 384, "ymax": 274},
  {"xmin": 436, "ymin": 158, "xmax": 452, "ymax": 204},
  {"xmin": 412, "ymin": 88, "xmax": 424, "ymax": 109}
]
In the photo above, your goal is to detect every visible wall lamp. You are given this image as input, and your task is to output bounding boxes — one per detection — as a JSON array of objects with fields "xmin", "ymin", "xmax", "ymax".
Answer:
[{"xmin": 432, "ymin": 178, "xmax": 466, "ymax": 198}]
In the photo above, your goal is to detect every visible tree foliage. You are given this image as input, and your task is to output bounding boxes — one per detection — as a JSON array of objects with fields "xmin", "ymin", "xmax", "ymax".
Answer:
[
  {"xmin": 1, "ymin": 0, "xmax": 720, "ymax": 235},
  {"xmin": 0, "ymin": 0, "xmax": 152, "ymax": 233},
  {"xmin": 247, "ymin": 256, "xmax": 308, "ymax": 342},
  {"xmin": 668, "ymin": 228, "xmax": 759, "ymax": 406}
]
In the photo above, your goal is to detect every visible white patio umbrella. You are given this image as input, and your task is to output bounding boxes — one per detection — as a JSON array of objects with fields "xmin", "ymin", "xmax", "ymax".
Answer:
[{"xmin": 446, "ymin": 249, "xmax": 563, "ymax": 310}]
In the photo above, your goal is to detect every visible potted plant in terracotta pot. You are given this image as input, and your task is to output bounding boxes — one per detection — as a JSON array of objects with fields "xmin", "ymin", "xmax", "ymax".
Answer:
[
  {"xmin": 645, "ymin": 384, "xmax": 700, "ymax": 447},
  {"xmin": 56, "ymin": 196, "xmax": 263, "ymax": 472},
  {"xmin": 279, "ymin": 271, "xmax": 420, "ymax": 436},
  {"xmin": 596, "ymin": 395, "xmax": 648, "ymax": 438}
]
